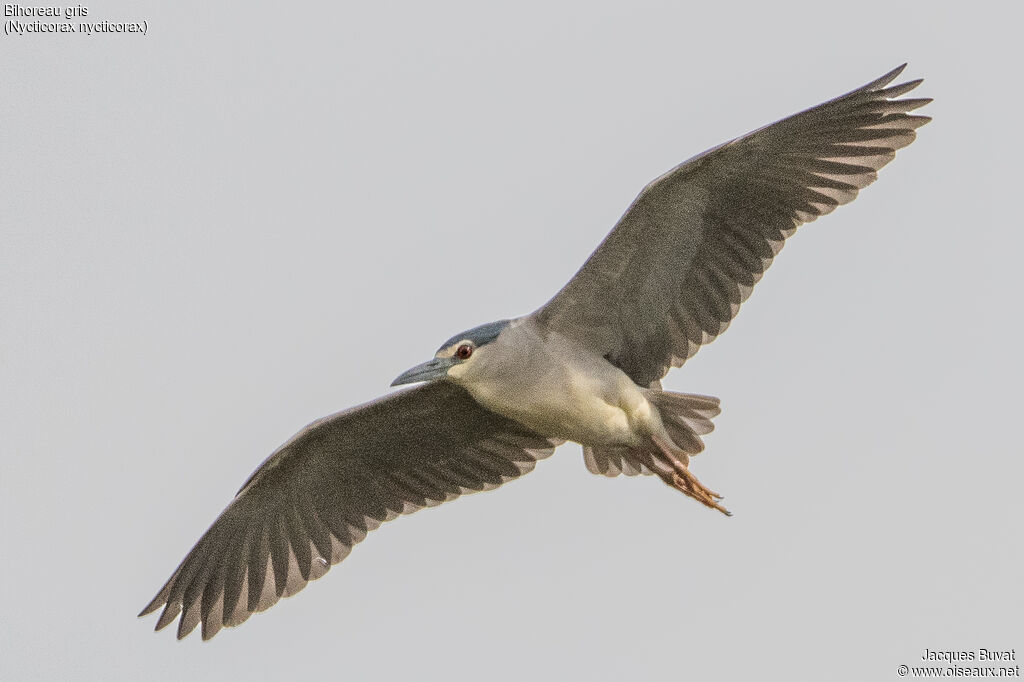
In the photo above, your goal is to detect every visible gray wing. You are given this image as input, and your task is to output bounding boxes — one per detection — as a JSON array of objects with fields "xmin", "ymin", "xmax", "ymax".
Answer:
[
  {"xmin": 139, "ymin": 381, "xmax": 560, "ymax": 640},
  {"xmin": 532, "ymin": 65, "xmax": 931, "ymax": 387}
]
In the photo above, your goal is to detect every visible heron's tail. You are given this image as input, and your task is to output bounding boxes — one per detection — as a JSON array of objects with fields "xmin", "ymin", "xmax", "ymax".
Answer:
[
  {"xmin": 649, "ymin": 390, "xmax": 720, "ymax": 454},
  {"xmin": 582, "ymin": 391, "xmax": 720, "ymax": 477}
]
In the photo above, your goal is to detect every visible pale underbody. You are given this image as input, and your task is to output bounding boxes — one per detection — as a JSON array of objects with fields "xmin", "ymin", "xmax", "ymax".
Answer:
[{"xmin": 448, "ymin": 318, "xmax": 666, "ymax": 448}]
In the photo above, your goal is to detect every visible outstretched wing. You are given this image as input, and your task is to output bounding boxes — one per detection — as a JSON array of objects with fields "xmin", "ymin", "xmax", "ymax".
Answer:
[
  {"xmin": 533, "ymin": 64, "xmax": 931, "ymax": 387},
  {"xmin": 139, "ymin": 381, "xmax": 559, "ymax": 640}
]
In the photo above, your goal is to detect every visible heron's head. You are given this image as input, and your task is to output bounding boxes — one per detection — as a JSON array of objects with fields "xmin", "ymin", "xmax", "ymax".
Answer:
[{"xmin": 391, "ymin": 319, "xmax": 511, "ymax": 387}]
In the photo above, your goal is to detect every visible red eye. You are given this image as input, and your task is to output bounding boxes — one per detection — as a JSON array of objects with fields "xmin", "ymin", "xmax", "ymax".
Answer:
[{"xmin": 455, "ymin": 344, "xmax": 473, "ymax": 360}]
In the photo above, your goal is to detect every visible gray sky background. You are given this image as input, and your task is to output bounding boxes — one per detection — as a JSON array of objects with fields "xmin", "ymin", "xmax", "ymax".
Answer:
[{"xmin": 2, "ymin": 2, "xmax": 1021, "ymax": 680}]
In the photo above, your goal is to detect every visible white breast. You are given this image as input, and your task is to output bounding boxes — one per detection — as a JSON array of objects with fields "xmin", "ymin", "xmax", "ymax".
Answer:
[{"xmin": 455, "ymin": 320, "xmax": 657, "ymax": 447}]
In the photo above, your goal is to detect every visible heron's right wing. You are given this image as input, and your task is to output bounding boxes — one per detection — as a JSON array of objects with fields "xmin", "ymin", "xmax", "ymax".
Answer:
[
  {"xmin": 533, "ymin": 65, "xmax": 930, "ymax": 387},
  {"xmin": 139, "ymin": 381, "xmax": 559, "ymax": 640}
]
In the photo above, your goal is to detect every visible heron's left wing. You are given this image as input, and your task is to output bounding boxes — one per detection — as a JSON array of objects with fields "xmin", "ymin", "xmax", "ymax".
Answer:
[
  {"xmin": 139, "ymin": 381, "xmax": 559, "ymax": 640},
  {"xmin": 533, "ymin": 65, "xmax": 930, "ymax": 386}
]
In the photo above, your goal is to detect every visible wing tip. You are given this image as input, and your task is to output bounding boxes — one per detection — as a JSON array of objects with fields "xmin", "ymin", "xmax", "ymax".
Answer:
[
  {"xmin": 153, "ymin": 601, "xmax": 182, "ymax": 631},
  {"xmin": 887, "ymin": 62, "xmax": 909, "ymax": 80},
  {"xmin": 138, "ymin": 585, "xmax": 171, "ymax": 618},
  {"xmin": 863, "ymin": 63, "xmax": 908, "ymax": 92}
]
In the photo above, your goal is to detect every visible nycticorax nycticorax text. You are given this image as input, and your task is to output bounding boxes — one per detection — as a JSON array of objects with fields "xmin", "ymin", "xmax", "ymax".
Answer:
[{"xmin": 140, "ymin": 65, "xmax": 930, "ymax": 640}]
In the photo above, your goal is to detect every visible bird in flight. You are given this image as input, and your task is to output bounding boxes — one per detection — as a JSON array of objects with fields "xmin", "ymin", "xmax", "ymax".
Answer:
[{"xmin": 140, "ymin": 65, "xmax": 930, "ymax": 640}]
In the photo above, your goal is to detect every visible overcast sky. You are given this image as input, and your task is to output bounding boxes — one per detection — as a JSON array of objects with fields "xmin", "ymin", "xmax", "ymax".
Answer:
[{"xmin": 2, "ymin": 2, "xmax": 1020, "ymax": 680}]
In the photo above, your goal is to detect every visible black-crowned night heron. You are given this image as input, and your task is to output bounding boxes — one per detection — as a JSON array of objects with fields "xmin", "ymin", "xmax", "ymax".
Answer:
[{"xmin": 141, "ymin": 65, "xmax": 930, "ymax": 640}]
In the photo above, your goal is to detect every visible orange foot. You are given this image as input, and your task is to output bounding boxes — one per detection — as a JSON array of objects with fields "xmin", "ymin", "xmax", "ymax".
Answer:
[
  {"xmin": 649, "ymin": 434, "xmax": 731, "ymax": 516},
  {"xmin": 662, "ymin": 467, "xmax": 732, "ymax": 517}
]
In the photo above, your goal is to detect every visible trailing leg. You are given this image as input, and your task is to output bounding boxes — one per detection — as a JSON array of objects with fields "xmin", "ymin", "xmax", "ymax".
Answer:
[{"xmin": 651, "ymin": 435, "xmax": 731, "ymax": 516}]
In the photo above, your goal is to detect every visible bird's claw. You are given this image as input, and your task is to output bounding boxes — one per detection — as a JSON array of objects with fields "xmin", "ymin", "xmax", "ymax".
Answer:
[{"xmin": 666, "ymin": 469, "xmax": 732, "ymax": 517}]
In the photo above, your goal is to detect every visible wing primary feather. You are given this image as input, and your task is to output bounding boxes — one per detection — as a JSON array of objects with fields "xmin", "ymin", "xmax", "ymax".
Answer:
[
  {"xmin": 284, "ymin": 507, "xmax": 314, "ymax": 582},
  {"xmin": 246, "ymin": 524, "xmax": 271, "ymax": 613},
  {"xmin": 269, "ymin": 517, "xmax": 291, "ymax": 598}
]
